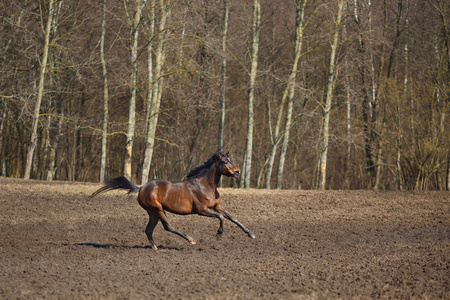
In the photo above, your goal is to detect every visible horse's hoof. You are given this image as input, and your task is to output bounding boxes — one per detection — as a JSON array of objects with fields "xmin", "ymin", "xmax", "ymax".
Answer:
[
  {"xmin": 248, "ymin": 232, "xmax": 256, "ymax": 239},
  {"xmin": 188, "ymin": 237, "xmax": 196, "ymax": 245}
]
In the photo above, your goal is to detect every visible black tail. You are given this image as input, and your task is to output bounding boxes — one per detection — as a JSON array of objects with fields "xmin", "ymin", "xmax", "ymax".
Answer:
[{"xmin": 90, "ymin": 176, "xmax": 140, "ymax": 198}]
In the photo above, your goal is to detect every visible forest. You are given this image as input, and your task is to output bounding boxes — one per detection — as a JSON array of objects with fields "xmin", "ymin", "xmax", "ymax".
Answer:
[{"xmin": 0, "ymin": 0, "xmax": 449, "ymax": 190}]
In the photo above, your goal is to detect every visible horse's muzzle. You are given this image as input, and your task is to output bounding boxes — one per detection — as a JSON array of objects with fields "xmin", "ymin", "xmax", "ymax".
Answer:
[{"xmin": 233, "ymin": 170, "xmax": 241, "ymax": 178}]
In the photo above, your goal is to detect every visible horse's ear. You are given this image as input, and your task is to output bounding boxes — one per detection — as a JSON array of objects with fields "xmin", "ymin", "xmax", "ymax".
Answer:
[{"xmin": 226, "ymin": 151, "xmax": 230, "ymax": 157}]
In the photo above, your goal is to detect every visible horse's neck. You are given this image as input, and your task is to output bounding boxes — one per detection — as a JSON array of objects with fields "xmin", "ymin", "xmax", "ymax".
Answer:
[
  {"xmin": 206, "ymin": 162, "xmax": 221, "ymax": 188},
  {"xmin": 189, "ymin": 162, "xmax": 221, "ymax": 189}
]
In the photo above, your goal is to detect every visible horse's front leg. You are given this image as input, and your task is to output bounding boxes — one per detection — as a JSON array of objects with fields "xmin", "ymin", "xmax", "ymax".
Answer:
[
  {"xmin": 198, "ymin": 208, "xmax": 225, "ymax": 236},
  {"xmin": 216, "ymin": 206, "xmax": 256, "ymax": 239}
]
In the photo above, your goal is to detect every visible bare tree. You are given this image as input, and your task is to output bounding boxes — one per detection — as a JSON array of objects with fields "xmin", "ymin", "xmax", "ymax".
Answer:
[
  {"xmin": 24, "ymin": 0, "xmax": 55, "ymax": 179},
  {"xmin": 369, "ymin": 0, "xmax": 383, "ymax": 190},
  {"xmin": 218, "ymin": 0, "xmax": 230, "ymax": 153},
  {"xmin": 241, "ymin": 0, "xmax": 261, "ymax": 188},
  {"xmin": 141, "ymin": 0, "xmax": 156, "ymax": 184},
  {"xmin": 0, "ymin": 0, "xmax": 446, "ymax": 190},
  {"xmin": 0, "ymin": 107, "xmax": 5, "ymax": 176},
  {"xmin": 99, "ymin": 0, "xmax": 109, "ymax": 183},
  {"xmin": 263, "ymin": 0, "xmax": 308, "ymax": 189},
  {"xmin": 353, "ymin": 0, "xmax": 379, "ymax": 188},
  {"xmin": 318, "ymin": 0, "xmax": 346, "ymax": 190},
  {"xmin": 276, "ymin": 0, "xmax": 308, "ymax": 189},
  {"xmin": 124, "ymin": 0, "xmax": 143, "ymax": 180},
  {"xmin": 141, "ymin": 0, "xmax": 171, "ymax": 184},
  {"xmin": 431, "ymin": 0, "xmax": 449, "ymax": 190}
]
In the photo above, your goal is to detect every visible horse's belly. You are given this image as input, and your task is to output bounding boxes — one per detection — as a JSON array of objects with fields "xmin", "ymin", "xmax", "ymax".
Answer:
[
  {"xmin": 163, "ymin": 199, "xmax": 194, "ymax": 215},
  {"xmin": 161, "ymin": 186, "xmax": 195, "ymax": 215}
]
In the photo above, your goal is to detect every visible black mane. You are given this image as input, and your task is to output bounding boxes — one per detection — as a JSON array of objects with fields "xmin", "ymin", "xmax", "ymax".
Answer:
[{"xmin": 186, "ymin": 152, "xmax": 224, "ymax": 178}]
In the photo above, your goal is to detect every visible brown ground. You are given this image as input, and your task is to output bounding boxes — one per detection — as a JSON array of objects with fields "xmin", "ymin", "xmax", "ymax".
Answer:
[{"xmin": 0, "ymin": 177, "xmax": 448, "ymax": 299}]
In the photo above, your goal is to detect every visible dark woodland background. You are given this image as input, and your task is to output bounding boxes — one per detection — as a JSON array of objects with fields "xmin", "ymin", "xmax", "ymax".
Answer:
[{"xmin": 0, "ymin": 0, "xmax": 449, "ymax": 190}]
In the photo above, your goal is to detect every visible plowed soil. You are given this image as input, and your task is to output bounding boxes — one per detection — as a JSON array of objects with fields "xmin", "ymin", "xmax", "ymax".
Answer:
[{"xmin": 0, "ymin": 177, "xmax": 449, "ymax": 299}]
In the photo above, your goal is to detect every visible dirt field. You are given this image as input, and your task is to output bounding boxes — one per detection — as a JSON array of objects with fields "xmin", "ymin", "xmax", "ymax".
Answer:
[{"xmin": 0, "ymin": 177, "xmax": 449, "ymax": 299}]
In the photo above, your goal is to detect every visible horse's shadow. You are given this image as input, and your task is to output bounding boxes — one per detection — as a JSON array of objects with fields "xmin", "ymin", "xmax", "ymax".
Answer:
[{"xmin": 63, "ymin": 242, "xmax": 184, "ymax": 251}]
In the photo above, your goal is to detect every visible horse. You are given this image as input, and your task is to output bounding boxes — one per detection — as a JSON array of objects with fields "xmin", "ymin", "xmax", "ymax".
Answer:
[{"xmin": 90, "ymin": 151, "xmax": 256, "ymax": 250}]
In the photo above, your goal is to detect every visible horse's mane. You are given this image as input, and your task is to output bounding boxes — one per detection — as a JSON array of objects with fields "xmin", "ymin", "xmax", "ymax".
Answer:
[{"xmin": 186, "ymin": 152, "xmax": 223, "ymax": 178}]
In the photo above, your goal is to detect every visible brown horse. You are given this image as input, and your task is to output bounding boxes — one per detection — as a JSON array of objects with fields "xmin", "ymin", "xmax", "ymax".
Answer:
[{"xmin": 90, "ymin": 151, "xmax": 256, "ymax": 250}]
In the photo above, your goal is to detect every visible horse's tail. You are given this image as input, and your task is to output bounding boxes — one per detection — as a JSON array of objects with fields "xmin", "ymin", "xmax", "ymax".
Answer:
[{"xmin": 90, "ymin": 176, "xmax": 140, "ymax": 198}]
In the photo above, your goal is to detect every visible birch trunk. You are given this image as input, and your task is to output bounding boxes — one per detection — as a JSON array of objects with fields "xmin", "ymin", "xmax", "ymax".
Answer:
[
  {"xmin": 276, "ymin": 0, "xmax": 307, "ymax": 189},
  {"xmin": 141, "ymin": 0, "xmax": 170, "ymax": 184},
  {"xmin": 318, "ymin": 0, "xmax": 345, "ymax": 190},
  {"xmin": 141, "ymin": 0, "xmax": 155, "ymax": 184},
  {"xmin": 431, "ymin": 0, "xmax": 449, "ymax": 190},
  {"xmin": 41, "ymin": 1, "xmax": 62, "ymax": 180},
  {"xmin": 344, "ymin": 68, "xmax": 352, "ymax": 189},
  {"xmin": 99, "ymin": 0, "xmax": 109, "ymax": 183},
  {"xmin": 264, "ymin": 91, "xmax": 288, "ymax": 188},
  {"xmin": 217, "ymin": 0, "xmax": 230, "ymax": 188},
  {"xmin": 0, "ymin": 108, "xmax": 6, "ymax": 176},
  {"xmin": 397, "ymin": 135, "xmax": 403, "ymax": 190},
  {"xmin": 391, "ymin": 1, "xmax": 404, "ymax": 190},
  {"xmin": 218, "ymin": 0, "xmax": 229, "ymax": 153},
  {"xmin": 124, "ymin": 0, "xmax": 142, "ymax": 180},
  {"xmin": 369, "ymin": 0, "xmax": 384, "ymax": 190},
  {"xmin": 24, "ymin": 0, "xmax": 55, "ymax": 179},
  {"xmin": 276, "ymin": 95, "xmax": 294, "ymax": 189},
  {"xmin": 241, "ymin": 0, "xmax": 260, "ymax": 188}
]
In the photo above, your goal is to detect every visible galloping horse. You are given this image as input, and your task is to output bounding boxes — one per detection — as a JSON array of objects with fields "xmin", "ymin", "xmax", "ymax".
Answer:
[{"xmin": 90, "ymin": 151, "xmax": 256, "ymax": 250}]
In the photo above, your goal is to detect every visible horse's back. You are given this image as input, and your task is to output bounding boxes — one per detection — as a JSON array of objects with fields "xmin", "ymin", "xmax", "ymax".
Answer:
[{"xmin": 138, "ymin": 179, "xmax": 195, "ymax": 215}]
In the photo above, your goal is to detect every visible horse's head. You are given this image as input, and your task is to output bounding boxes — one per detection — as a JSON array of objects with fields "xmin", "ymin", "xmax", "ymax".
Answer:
[{"xmin": 217, "ymin": 152, "xmax": 241, "ymax": 179}]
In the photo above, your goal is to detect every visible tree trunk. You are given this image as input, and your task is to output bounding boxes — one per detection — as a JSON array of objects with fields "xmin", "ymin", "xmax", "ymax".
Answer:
[
  {"xmin": 24, "ymin": 0, "xmax": 55, "ymax": 179},
  {"xmin": 373, "ymin": 132, "xmax": 384, "ymax": 190},
  {"xmin": 343, "ymin": 41, "xmax": 352, "ymax": 189},
  {"xmin": 141, "ymin": 0, "xmax": 156, "ymax": 184},
  {"xmin": 447, "ymin": 154, "xmax": 450, "ymax": 191},
  {"xmin": 276, "ymin": 0, "xmax": 307, "ymax": 189},
  {"xmin": 318, "ymin": 0, "xmax": 345, "ymax": 190},
  {"xmin": 241, "ymin": 0, "xmax": 260, "ymax": 188},
  {"xmin": 217, "ymin": 0, "xmax": 230, "ymax": 188},
  {"xmin": 396, "ymin": 136, "xmax": 403, "ymax": 190},
  {"xmin": 276, "ymin": 97, "xmax": 293, "ymax": 189},
  {"xmin": 99, "ymin": 0, "xmax": 109, "ymax": 183},
  {"xmin": 0, "ymin": 108, "xmax": 6, "ymax": 176},
  {"xmin": 124, "ymin": 0, "xmax": 142, "ymax": 180},
  {"xmin": 69, "ymin": 125, "xmax": 77, "ymax": 181},
  {"xmin": 368, "ymin": 0, "xmax": 384, "ymax": 190},
  {"xmin": 47, "ymin": 102, "xmax": 63, "ymax": 181},
  {"xmin": 39, "ymin": 103, "xmax": 51, "ymax": 180},
  {"xmin": 218, "ymin": 0, "xmax": 229, "ymax": 154},
  {"xmin": 354, "ymin": 0, "xmax": 376, "ymax": 188},
  {"xmin": 141, "ymin": 0, "xmax": 170, "ymax": 184},
  {"xmin": 265, "ymin": 91, "xmax": 288, "ymax": 188}
]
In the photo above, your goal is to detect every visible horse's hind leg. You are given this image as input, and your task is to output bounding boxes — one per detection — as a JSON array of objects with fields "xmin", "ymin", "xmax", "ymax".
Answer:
[
  {"xmin": 215, "ymin": 206, "xmax": 256, "ymax": 239},
  {"xmin": 145, "ymin": 213, "xmax": 159, "ymax": 250},
  {"xmin": 157, "ymin": 211, "xmax": 196, "ymax": 245}
]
